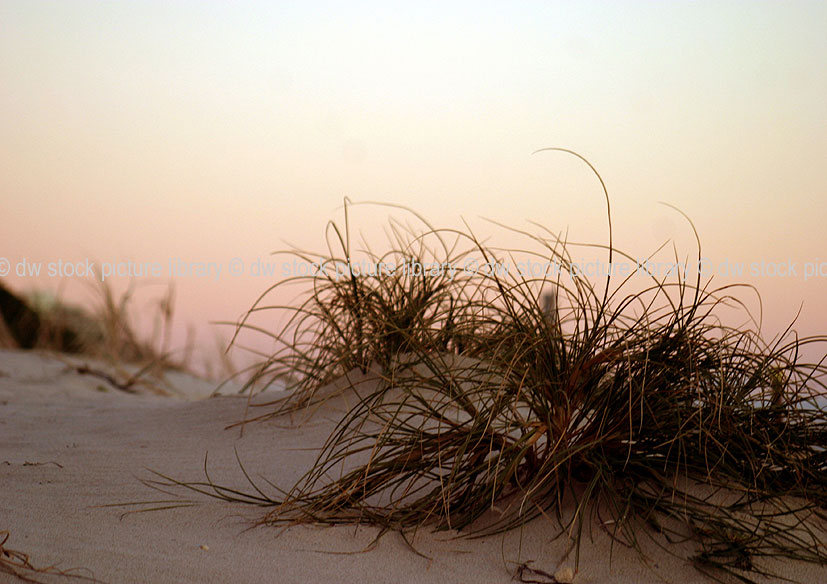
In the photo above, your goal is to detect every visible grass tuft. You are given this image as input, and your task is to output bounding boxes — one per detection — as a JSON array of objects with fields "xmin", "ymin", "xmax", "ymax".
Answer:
[{"xmin": 157, "ymin": 157, "xmax": 827, "ymax": 582}]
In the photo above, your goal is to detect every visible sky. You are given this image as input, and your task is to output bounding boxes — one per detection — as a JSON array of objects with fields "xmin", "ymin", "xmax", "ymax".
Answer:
[{"xmin": 1, "ymin": 1, "xmax": 826, "ymax": 371}]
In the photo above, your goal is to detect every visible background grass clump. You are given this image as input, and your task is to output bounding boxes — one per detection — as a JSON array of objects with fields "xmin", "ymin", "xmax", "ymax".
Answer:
[
  {"xmin": 0, "ymin": 276, "xmax": 239, "ymax": 394},
  {"xmin": 174, "ymin": 157, "xmax": 827, "ymax": 582}
]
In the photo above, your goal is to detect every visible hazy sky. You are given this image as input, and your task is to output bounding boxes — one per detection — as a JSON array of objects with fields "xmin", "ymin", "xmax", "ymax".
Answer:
[{"xmin": 2, "ymin": 1, "xmax": 825, "ymax": 366}]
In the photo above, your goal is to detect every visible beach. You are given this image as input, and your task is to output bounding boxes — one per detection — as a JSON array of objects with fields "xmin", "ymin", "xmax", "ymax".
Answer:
[{"xmin": 1, "ymin": 348, "xmax": 825, "ymax": 584}]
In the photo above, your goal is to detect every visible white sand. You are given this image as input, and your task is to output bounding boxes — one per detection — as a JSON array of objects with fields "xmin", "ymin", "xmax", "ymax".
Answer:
[{"xmin": 1, "ymin": 348, "xmax": 824, "ymax": 583}]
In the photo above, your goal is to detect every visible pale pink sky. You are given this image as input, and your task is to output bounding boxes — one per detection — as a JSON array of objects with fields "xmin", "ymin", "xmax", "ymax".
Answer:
[{"xmin": 2, "ymin": 1, "xmax": 825, "ymax": 370}]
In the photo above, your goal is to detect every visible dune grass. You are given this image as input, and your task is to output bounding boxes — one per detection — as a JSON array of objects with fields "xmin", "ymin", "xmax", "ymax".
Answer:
[
  {"xmin": 1, "ymin": 275, "xmax": 241, "ymax": 393},
  {"xmin": 155, "ymin": 154, "xmax": 827, "ymax": 582},
  {"xmin": 0, "ymin": 530, "xmax": 101, "ymax": 583}
]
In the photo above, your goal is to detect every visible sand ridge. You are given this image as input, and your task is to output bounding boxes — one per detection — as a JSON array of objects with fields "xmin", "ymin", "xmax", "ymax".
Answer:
[{"xmin": 1, "ymin": 349, "xmax": 824, "ymax": 583}]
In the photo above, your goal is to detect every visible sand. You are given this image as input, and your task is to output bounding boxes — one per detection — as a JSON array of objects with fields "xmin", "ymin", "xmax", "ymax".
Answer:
[{"xmin": 1, "ymin": 348, "xmax": 824, "ymax": 583}]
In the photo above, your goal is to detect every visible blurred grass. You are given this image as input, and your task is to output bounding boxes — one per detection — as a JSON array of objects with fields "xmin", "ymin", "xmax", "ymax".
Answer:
[{"xmin": 0, "ymin": 276, "xmax": 238, "ymax": 392}]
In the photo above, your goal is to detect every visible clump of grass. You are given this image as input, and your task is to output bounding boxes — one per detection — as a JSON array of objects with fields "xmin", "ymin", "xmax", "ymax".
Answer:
[
  {"xmin": 1, "ymin": 276, "xmax": 180, "ymax": 372},
  {"xmin": 31, "ymin": 280, "xmax": 189, "ymax": 395},
  {"xmin": 160, "ymin": 155, "xmax": 827, "ymax": 582},
  {"xmin": 87, "ymin": 278, "xmax": 240, "ymax": 386},
  {"xmin": 88, "ymin": 278, "xmax": 180, "ymax": 370},
  {"xmin": 226, "ymin": 199, "xmax": 480, "ymax": 415},
  {"xmin": 1, "ymin": 275, "xmax": 233, "ymax": 394}
]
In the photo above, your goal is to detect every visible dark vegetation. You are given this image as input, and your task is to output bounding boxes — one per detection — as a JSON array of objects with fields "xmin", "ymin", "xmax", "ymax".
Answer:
[{"xmin": 151, "ymin": 152, "xmax": 827, "ymax": 582}]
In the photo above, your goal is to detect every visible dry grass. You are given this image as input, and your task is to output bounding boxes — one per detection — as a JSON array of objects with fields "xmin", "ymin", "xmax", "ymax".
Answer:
[
  {"xmin": 1, "ymin": 276, "xmax": 240, "ymax": 394},
  {"xmin": 150, "ymin": 154, "xmax": 827, "ymax": 583},
  {"xmin": 0, "ymin": 530, "xmax": 102, "ymax": 583}
]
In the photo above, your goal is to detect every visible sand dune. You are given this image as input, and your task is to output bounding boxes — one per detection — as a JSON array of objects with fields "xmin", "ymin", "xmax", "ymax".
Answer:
[{"xmin": 1, "ymin": 349, "xmax": 824, "ymax": 583}]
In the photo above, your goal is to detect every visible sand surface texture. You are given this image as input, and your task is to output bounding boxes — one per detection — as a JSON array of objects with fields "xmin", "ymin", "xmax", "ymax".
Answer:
[{"xmin": 1, "ymin": 349, "xmax": 824, "ymax": 583}]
